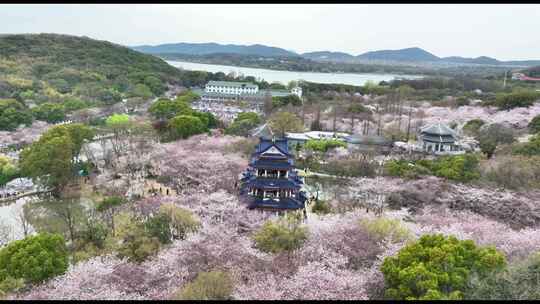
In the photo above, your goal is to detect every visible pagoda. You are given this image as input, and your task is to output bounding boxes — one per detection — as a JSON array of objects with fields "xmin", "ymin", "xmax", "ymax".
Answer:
[{"xmin": 239, "ymin": 137, "xmax": 307, "ymax": 211}]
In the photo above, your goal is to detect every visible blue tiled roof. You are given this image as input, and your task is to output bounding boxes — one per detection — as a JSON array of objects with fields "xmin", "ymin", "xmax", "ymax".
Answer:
[
  {"xmin": 243, "ymin": 178, "xmax": 301, "ymax": 189},
  {"xmin": 250, "ymin": 159, "xmax": 293, "ymax": 169},
  {"xmin": 256, "ymin": 137, "xmax": 290, "ymax": 156},
  {"xmin": 247, "ymin": 197, "xmax": 305, "ymax": 210}
]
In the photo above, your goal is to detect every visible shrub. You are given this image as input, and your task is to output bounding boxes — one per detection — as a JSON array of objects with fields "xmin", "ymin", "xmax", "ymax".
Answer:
[
  {"xmin": 431, "ymin": 154, "xmax": 481, "ymax": 182},
  {"xmin": 466, "ymin": 252, "xmax": 540, "ymax": 300},
  {"xmin": 0, "ymin": 98, "xmax": 33, "ymax": 131},
  {"xmin": 253, "ymin": 215, "xmax": 308, "ymax": 255},
  {"xmin": 149, "ymin": 98, "xmax": 192, "ymax": 120},
  {"xmin": 31, "ymin": 102, "xmax": 66, "ymax": 123},
  {"xmin": 0, "ymin": 155, "xmax": 19, "ymax": 186},
  {"xmin": 481, "ymin": 155, "xmax": 540, "ymax": 190},
  {"xmin": 381, "ymin": 234, "xmax": 506, "ymax": 300},
  {"xmin": 117, "ymin": 225, "xmax": 160, "ymax": 263},
  {"xmin": 173, "ymin": 271, "xmax": 233, "ymax": 300},
  {"xmin": 359, "ymin": 217, "xmax": 412, "ymax": 243},
  {"xmin": 311, "ymin": 199, "xmax": 332, "ymax": 215},
  {"xmin": 477, "ymin": 123, "xmax": 515, "ymax": 158},
  {"xmin": 495, "ymin": 90, "xmax": 540, "ymax": 110},
  {"xmin": 145, "ymin": 213, "xmax": 172, "ymax": 244},
  {"xmin": 462, "ymin": 119, "xmax": 485, "ymax": 137},
  {"xmin": 167, "ymin": 115, "xmax": 206, "ymax": 140},
  {"xmin": 0, "ymin": 276, "xmax": 25, "ymax": 299},
  {"xmin": 513, "ymin": 134, "xmax": 540, "ymax": 156},
  {"xmin": 225, "ymin": 112, "xmax": 261, "ymax": 136},
  {"xmin": 529, "ymin": 115, "xmax": 540, "ymax": 134},
  {"xmin": 0, "ymin": 233, "xmax": 69, "ymax": 283},
  {"xmin": 158, "ymin": 203, "xmax": 200, "ymax": 240},
  {"xmin": 304, "ymin": 139, "xmax": 347, "ymax": 153}
]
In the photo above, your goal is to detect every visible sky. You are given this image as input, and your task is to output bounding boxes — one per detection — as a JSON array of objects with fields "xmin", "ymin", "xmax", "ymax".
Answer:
[{"xmin": 1, "ymin": 4, "xmax": 540, "ymax": 61}]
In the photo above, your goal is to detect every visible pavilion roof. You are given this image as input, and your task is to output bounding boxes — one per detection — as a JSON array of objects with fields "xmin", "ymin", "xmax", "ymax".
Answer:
[
  {"xmin": 243, "ymin": 178, "xmax": 301, "ymax": 190},
  {"xmin": 250, "ymin": 159, "xmax": 293, "ymax": 169},
  {"xmin": 247, "ymin": 197, "xmax": 306, "ymax": 210},
  {"xmin": 420, "ymin": 122, "xmax": 456, "ymax": 136}
]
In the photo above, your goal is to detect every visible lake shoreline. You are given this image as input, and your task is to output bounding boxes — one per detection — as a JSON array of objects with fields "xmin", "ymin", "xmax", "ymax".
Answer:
[{"xmin": 166, "ymin": 60, "xmax": 423, "ymax": 86}]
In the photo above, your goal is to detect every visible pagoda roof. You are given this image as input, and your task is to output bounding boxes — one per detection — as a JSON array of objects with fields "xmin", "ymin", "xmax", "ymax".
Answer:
[
  {"xmin": 243, "ymin": 178, "xmax": 301, "ymax": 189},
  {"xmin": 420, "ymin": 122, "xmax": 456, "ymax": 136},
  {"xmin": 247, "ymin": 197, "xmax": 306, "ymax": 210},
  {"xmin": 420, "ymin": 133, "xmax": 456, "ymax": 143},
  {"xmin": 250, "ymin": 159, "xmax": 293, "ymax": 169},
  {"xmin": 255, "ymin": 137, "xmax": 290, "ymax": 156}
]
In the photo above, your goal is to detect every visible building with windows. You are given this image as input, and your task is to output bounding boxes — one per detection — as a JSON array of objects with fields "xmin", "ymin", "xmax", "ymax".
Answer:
[
  {"xmin": 205, "ymin": 81, "xmax": 259, "ymax": 95},
  {"xmin": 193, "ymin": 81, "xmax": 302, "ymax": 104},
  {"xmin": 418, "ymin": 122, "xmax": 462, "ymax": 154},
  {"xmin": 239, "ymin": 137, "xmax": 307, "ymax": 211}
]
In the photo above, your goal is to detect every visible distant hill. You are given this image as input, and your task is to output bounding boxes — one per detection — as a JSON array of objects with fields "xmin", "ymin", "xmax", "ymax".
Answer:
[
  {"xmin": 0, "ymin": 33, "xmax": 183, "ymax": 104},
  {"xmin": 442, "ymin": 56, "xmax": 500, "ymax": 65},
  {"xmin": 132, "ymin": 41, "xmax": 540, "ymax": 68},
  {"xmin": 356, "ymin": 47, "xmax": 441, "ymax": 62},
  {"xmin": 132, "ymin": 42, "xmax": 298, "ymax": 57},
  {"xmin": 301, "ymin": 51, "xmax": 356, "ymax": 62}
]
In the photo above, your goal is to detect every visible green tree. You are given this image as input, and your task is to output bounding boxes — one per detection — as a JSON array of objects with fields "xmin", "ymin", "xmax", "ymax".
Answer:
[
  {"xmin": 173, "ymin": 271, "xmax": 233, "ymax": 300},
  {"xmin": 143, "ymin": 75, "xmax": 165, "ymax": 96},
  {"xmin": 381, "ymin": 234, "xmax": 506, "ymax": 300},
  {"xmin": 0, "ymin": 99, "xmax": 33, "ymax": 131},
  {"xmin": 149, "ymin": 98, "xmax": 192, "ymax": 120},
  {"xmin": 495, "ymin": 89, "xmax": 540, "ymax": 110},
  {"xmin": 0, "ymin": 155, "xmax": 19, "ymax": 186},
  {"xmin": 253, "ymin": 214, "xmax": 308, "ymax": 255},
  {"xmin": 225, "ymin": 112, "xmax": 261, "ymax": 136},
  {"xmin": 513, "ymin": 134, "xmax": 540, "ymax": 156},
  {"xmin": 359, "ymin": 217, "xmax": 412, "ymax": 243},
  {"xmin": 175, "ymin": 90, "xmax": 200, "ymax": 104},
  {"xmin": 477, "ymin": 123, "xmax": 515, "ymax": 158},
  {"xmin": 96, "ymin": 196, "xmax": 126, "ymax": 237},
  {"xmin": 311, "ymin": 199, "xmax": 332, "ymax": 215},
  {"xmin": 158, "ymin": 203, "xmax": 200, "ymax": 240},
  {"xmin": 304, "ymin": 139, "xmax": 347, "ymax": 153},
  {"xmin": 462, "ymin": 119, "xmax": 485, "ymax": 137},
  {"xmin": 0, "ymin": 233, "xmax": 69, "ymax": 283},
  {"xmin": 131, "ymin": 83, "xmax": 153, "ymax": 99},
  {"xmin": 268, "ymin": 111, "xmax": 304, "ymax": 137},
  {"xmin": 19, "ymin": 135, "xmax": 74, "ymax": 193},
  {"xmin": 38, "ymin": 123, "xmax": 94, "ymax": 157},
  {"xmin": 117, "ymin": 224, "xmax": 160, "ymax": 263},
  {"xmin": 466, "ymin": 252, "xmax": 540, "ymax": 300},
  {"xmin": 31, "ymin": 102, "xmax": 66, "ymax": 123},
  {"xmin": 145, "ymin": 213, "xmax": 172, "ymax": 244},
  {"xmin": 528, "ymin": 115, "xmax": 540, "ymax": 134},
  {"xmin": 432, "ymin": 154, "xmax": 481, "ymax": 182},
  {"xmin": 62, "ymin": 98, "xmax": 88, "ymax": 112},
  {"xmin": 168, "ymin": 115, "xmax": 206, "ymax": 140}
]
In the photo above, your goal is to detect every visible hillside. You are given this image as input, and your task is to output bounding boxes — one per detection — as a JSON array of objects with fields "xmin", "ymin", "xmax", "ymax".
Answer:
[
  {"xmin": 356, "ymin": 47, "xmax": 440, "ymax": 62},
  {"xmin": 0, "ymin": 33, "xmax": 183, "ymax": 106},
  {"xmin": 301, "ymin": 51, "xmax": 356, "ymax": 62},
  {"xmin": 132, "ymin": 42, "xmax": 298, "ymax": 57}
]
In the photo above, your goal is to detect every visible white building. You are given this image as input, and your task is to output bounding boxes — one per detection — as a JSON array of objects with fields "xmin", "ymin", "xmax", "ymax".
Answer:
[
  {"xmin": 291, "ymin": 86, "xmax": 303, "ymax": 98},
  {"xmin": 205, "ymin": 81, "xmax": 259, "ymax": 95}
]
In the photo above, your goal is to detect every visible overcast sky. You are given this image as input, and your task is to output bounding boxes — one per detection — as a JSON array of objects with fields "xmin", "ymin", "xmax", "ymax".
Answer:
[{"xmin": 2, "ymin": 4, "xmax": 540, "ymax": 61}]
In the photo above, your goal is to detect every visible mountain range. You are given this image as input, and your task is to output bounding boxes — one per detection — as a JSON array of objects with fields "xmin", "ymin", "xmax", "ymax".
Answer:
[{"xmin": 132, "ymin": 43, "xmax": 540, "ymax": 67}]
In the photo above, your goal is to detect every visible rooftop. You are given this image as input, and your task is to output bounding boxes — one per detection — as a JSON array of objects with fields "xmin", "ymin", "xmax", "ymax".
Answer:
[
  {"xmin": 345, "ymin": 135, "xmax": 392, "ymax": 145},
  {"xmin": 420, "ymin": 122, "xmax": 456, "ymax": 136},
  {"xmin": 207, "ymin": 81, "xmax": 258, "ymax": 89}
]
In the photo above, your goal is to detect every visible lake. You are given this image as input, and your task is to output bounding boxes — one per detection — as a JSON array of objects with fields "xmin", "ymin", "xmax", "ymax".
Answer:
[{"xmin": 166, "ymin": 60, "xmax": 423, "ymax": 87}]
